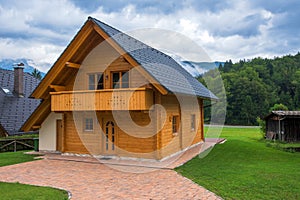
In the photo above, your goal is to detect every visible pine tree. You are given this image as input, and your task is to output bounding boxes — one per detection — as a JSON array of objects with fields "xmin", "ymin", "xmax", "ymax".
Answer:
[{"xmin": 31, "ymin": 68, "xmax": 42, "ymax": 80}]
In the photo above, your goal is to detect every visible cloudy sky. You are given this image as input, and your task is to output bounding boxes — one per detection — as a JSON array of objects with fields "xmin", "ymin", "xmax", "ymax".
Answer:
[{"xmin": 0, "ymin": 0, "xmax": 299, "ymax": 72}]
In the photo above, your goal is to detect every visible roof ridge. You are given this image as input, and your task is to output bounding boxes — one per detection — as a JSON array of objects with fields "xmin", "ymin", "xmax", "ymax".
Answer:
[
  {"xmin": 89, "ymin": 16, "xmax": 122, "ymax": 34},
  {"xmin": 0, "ymin": 67, "xmax": 13, "ymax": 72},
  {"xmin": 89, "ymin": 16, "xmax": 173, "ymax": 60}
]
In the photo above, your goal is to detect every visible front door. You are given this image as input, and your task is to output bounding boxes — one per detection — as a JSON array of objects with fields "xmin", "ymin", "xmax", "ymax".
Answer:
[{"xmin": 103, "ymin": 120, "xmax": 117, "ymax": 155}]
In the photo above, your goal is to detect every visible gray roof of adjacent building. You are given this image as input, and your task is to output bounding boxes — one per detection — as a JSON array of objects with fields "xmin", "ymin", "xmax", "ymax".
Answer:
[
  {"xmin": 271, "ymin": 110, "xmax": 300, "ymax": 117},
  {"xmin": 91, "ymin": 17, "xmax": 218, "ymax": 100},
  {"xmin": 0, "ymin": 68, "xmax": 41, "ymax": 135}
]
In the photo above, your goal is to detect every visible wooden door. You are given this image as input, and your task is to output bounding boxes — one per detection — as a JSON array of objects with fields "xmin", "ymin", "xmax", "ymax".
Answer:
[
  {"xmin": 56, "ymin": 119, "xmax": 63, "ymax": 152},
  {"xmin": 103, "ymin": 120, "xmax": 117, "ymax": 155}
]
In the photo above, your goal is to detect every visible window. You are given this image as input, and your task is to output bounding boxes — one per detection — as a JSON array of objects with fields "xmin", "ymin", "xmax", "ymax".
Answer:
[
  {"xmin": 84, "ymin": 118, "xmax": 93, "ymax": 131},
  {"xmin": 88, "ymin": 73, "xmax": 103, "ymax": 90},
  {"xmin": 191, "ymin": 114, "xmax": 196, "ymax": 131},
  {"xmin": 105, "ymin": 121, "xmax": 115, "ymax": 151},
  {"xmin": 172, "ymin": 116, "xmax": 179, "ymax": 133},
  {"xmin": 112, "ymin": 71, "xmax": 129, "ymax": 89}
]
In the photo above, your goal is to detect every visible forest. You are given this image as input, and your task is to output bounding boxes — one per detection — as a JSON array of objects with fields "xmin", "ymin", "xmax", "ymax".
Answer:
[{"xmin": 199, "ymin": 52, "xmax": 300, "ymax": 125}]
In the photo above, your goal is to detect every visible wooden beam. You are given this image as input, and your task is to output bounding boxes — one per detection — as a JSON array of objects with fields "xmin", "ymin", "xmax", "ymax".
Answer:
[
  {"xmin": 50, "ymin": 85, "xmax": 66, "ymax": 92},
  {"xmin": 30, "ymin": 20, "xmax": 94, "ymax": 99},
  {"xmin": 65, "ymin": 62, "xmax": 81, "ymax": 69},
  {"xmin": 32, "ymin": 125, "xmax": 41, "ymax": 130}
]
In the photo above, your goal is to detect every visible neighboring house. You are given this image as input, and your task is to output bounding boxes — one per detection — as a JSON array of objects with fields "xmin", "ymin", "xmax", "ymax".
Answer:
[
  {"xmin": 265, "ymin": 111, "xmax": 300, "ymax": 142},
  {"xmin": 0, "ymin": 67, "xmax": 41, "ymax": 136},
  {"xmin": 21, "ymin": 17, "xmax": 217, "ymax": 160}
]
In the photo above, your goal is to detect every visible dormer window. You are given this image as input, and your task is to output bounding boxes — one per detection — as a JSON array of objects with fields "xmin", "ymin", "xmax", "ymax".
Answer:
[
  {"xmin": 112, "ymin": 71, "xmax": 129, "ymax": 89},
  {"xmin": 88, "ymin": 73, "xmax": 103, "ymax": 90}
]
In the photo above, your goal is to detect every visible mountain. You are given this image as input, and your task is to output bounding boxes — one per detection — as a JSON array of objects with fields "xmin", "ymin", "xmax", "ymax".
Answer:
[
  {"xmin": 0, "ymin": 58, "xmax": 45, "ymax": 77},
  {"xmin": 168, "ymin": 54, "xmax": 223, "ymax": 77},
  {"xmin": 0, "ymin": 56, "xmax": 222, "ymax": 78}
]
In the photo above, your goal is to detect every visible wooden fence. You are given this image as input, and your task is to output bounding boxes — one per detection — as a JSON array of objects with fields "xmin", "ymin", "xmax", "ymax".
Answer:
[{"xmin": 0, "ymin": 138, "xmax": 37, "ymax": 152}]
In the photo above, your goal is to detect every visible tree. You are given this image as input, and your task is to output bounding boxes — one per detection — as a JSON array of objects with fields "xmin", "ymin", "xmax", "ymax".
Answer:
[
  {"xmin": 31, "ymin": 68, "xmax": 42, "ymax": 80},
  {"xmin": 200, "ymin": 52, "xmax": 300, "ymax": 125},
  {"xmin": 269, "ymin": 103, "xmax": 288, "ymax": 112}
]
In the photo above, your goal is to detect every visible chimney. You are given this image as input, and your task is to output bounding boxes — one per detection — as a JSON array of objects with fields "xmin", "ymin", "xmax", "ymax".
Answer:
[{"xmin": 14, "ymin": 63, "xmax": 24, "ymax": 97}]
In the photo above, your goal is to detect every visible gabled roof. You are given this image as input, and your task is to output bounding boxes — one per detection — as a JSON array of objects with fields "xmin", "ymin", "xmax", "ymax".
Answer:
[
  {"xmin": 22, "ymin": 17, "xmax": 217, "ymax": 131},
  {"xmin": 0, "ymin": 68, "xmax": 41, "ymax": 135},
  {"xmin": 91, "ymin": 17, "xmax": 217, "ymax": 99}
]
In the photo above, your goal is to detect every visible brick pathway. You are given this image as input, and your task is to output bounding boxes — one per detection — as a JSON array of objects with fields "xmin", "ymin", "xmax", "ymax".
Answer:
[{"xmin": 0, "ymin": 142, "xmax": 223, "ymax": 199}]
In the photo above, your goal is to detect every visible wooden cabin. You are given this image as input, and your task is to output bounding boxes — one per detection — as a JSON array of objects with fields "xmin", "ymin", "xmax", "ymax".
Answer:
[
  {"xmin": 21, "ymin": 17, "xmax": 217, "ymax": 160},
  {"xmin": 265, "ymin": 111, "xmax": 300, "ymax": 142}
]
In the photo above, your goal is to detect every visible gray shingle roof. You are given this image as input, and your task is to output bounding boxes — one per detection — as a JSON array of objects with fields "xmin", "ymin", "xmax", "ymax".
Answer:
[
  {"xmin": 272, "ymin": 111, "xmax": 300, "ymax": 117},
  {"xmin": 0, "ymin": 68, "xmax": 41, "ymax": 135},
  {"xmin": 91, "ymin": 17, "xmax": 217, "ymax": 100}
]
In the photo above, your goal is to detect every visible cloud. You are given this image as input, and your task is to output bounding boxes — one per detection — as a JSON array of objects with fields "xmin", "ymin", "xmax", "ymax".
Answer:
[
  {"xmin": 0, "ymin": 0, "xmax": 87, "ymax": 71},
  {"xmin": 0, "ymin": 0, "xmax": 299, "ymax": 72},
  {"xmin": 88, "ymin": 2, "xmax": 279, "ymax": 61},
  {"xmin": 0, "ymin": 38, "xmax": 64, "ymax": 72}
]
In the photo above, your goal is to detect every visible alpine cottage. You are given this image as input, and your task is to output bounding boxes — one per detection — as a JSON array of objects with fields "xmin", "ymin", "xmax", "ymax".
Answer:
[{"xmin": 22, "ymin": 17, "xmax": 217, "ymax": 160}]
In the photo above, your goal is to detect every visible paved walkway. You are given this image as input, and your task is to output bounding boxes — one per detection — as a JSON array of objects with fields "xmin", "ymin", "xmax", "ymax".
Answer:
[{"xmin": 0, "ymin": 141, "xmax": 223, "ymax": 199}]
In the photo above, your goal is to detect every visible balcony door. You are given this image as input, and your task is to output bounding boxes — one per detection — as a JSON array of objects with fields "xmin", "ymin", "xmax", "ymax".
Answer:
[{"xmin": 103, "ymin": 119, "xmax": 117, "ymax": 155}]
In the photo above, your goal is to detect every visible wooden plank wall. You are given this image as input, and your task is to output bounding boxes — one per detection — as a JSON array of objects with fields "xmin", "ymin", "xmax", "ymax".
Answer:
[
  {"xmin": 180, "ymin": 97, "xmax": 203, "ymax": 148},
  {"xmin": 62, "ymin": 111, "xmax": 157, "ymax": 159},
  {"xmin": 60, "ymin": 98, "xmax": 203, "ymax": 159},
  {"xmin": 70, "ymin": 41, "xmax": 149, "ymax": 91},
  {"xmin": 115, "ymin": 111, "xmax": 156, "ymax": 159},
  {"xmin": 159, "ymin": 95, "xmax": 181, "ymax": 158},
  {"xmin": 64, "ymin": 112, "xmax": 100, "ymax": 154},
  {"xmin": 158, "ymin": 95, "xmax": 203, "ymax": 158}
]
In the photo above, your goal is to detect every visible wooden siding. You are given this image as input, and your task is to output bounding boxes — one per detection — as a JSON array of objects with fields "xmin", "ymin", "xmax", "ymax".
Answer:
[
  {"xmin": 51, "ymin": 88, "xmax": 153, "ymax": 111},
  {"xmin": 71, "ymin": 41, "xmax": 150, "ymax": 91},
  {"xmin": 64, "ymin": 112, "xmax": 90, "ymax": 154},
  {"xmin": 62, "ymin": 111, "xmax": 157, "ymax": 159},
  {"xmin": 158, "ymin": 95, "xmax": 204, "ymax": 158},
  {"xmin": 55, "ymin": 96, "xmax": 203, "ymax": 160},
  {"xmin": 159, "ymin": 95, "xmax": 181, "ymax": 158},
  {"xmin": 106, "ymin": 111, "xmax": 156, "ymax": 159}
]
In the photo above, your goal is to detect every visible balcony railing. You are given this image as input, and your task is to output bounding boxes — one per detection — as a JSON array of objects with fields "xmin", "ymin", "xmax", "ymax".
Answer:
[{"xmin": 50, "ymin": 88, "xmax": 153, "ymax": 111}]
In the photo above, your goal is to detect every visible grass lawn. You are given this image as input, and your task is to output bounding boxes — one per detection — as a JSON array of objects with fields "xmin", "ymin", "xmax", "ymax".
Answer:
[
  {"xmin": 0, "ymin": 151, "xmax": 68, "ymax": 200},
  {"xmin": 0, "ymin": 182, "xmax": 68, "ymax": 200},
  {"xmin": 0, "ymin": 151, "xmax": 38, "ymax": 167},
  {"xmin": 176, "ymin": 126, "xmax": 300, "ymax": 200}
]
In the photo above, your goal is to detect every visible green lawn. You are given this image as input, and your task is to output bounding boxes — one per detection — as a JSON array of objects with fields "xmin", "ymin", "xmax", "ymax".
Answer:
[
  {"xmin": 176, "ymin": 126, "xmax": 300, "ymax": 200},
  {"xmin": 0, "ymin": 151, "xmax": 38, "ymax": 167},
  {"xmin": 0, "ymin": 182, "xmax": 68, "ymax": 200},
  {"xmin": 0, "ymin": 151, "xmax": 68, "ymax": 200}
]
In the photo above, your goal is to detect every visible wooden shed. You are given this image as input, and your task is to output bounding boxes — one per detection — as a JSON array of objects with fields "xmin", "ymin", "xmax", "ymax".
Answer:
[
  {"xmin": 21, "ymin": 17, "xmax": 217, "ymax": 160},
  {"xmin": 265, "ymin": 111, "xmax": 300, "ymax": 142}
]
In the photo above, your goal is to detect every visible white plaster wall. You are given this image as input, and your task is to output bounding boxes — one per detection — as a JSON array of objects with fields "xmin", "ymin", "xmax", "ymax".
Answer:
[{"xmin": 39, "ymin": 112, "xmax": 62, "ymax": 151}]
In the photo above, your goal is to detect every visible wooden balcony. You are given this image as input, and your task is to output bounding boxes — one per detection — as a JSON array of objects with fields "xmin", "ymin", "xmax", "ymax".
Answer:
[{"xmin": 50, "ymin": 88, "xmax": 154, "ymax": 111}]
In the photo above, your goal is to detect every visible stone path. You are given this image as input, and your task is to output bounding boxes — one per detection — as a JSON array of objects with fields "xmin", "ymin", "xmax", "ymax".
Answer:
[{"xmin": 0, "ymin": 141, "xmax": 224, "ymax": 199}]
